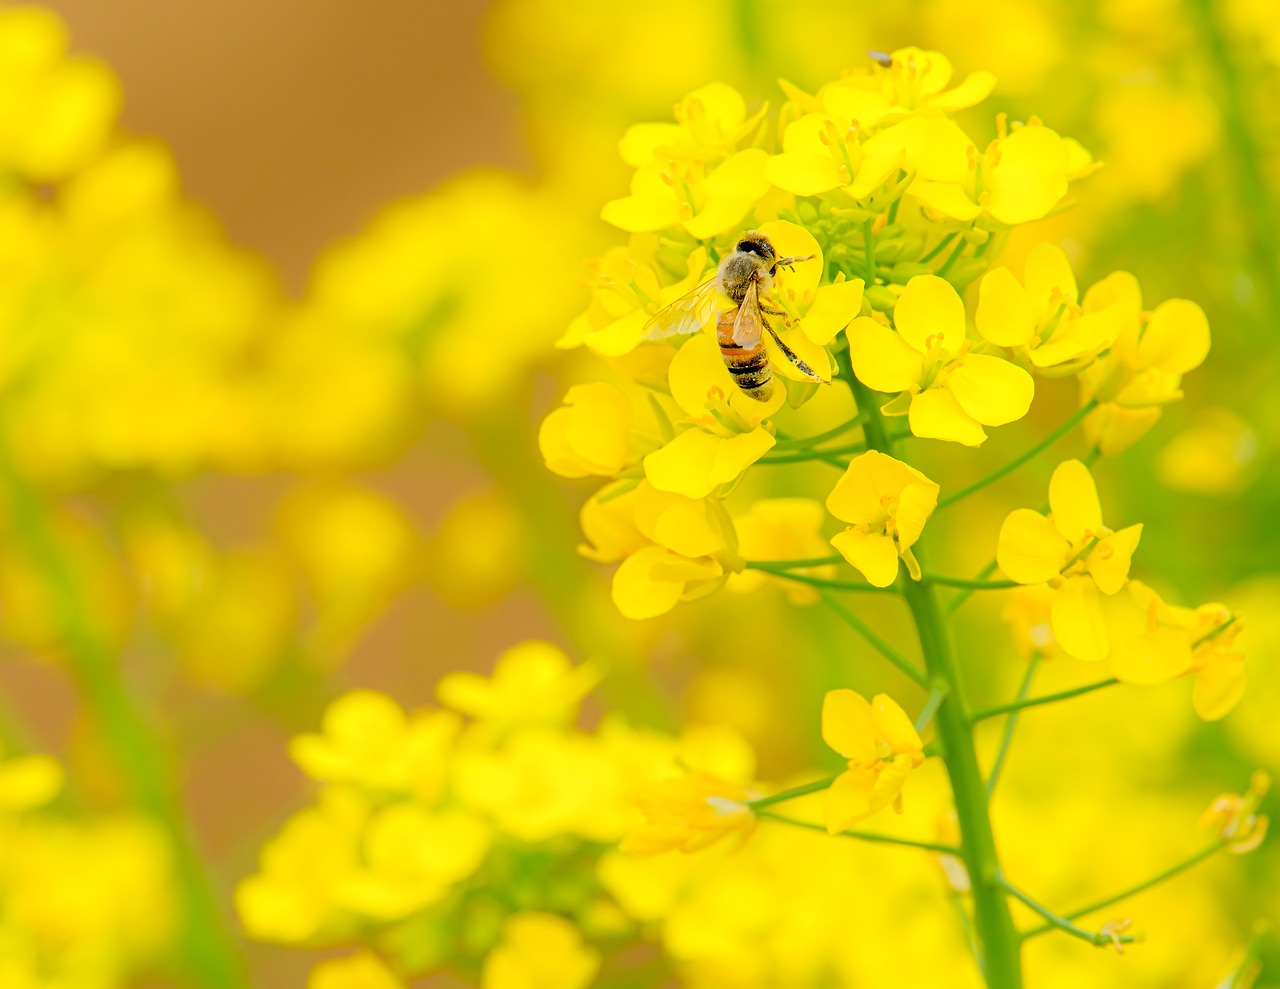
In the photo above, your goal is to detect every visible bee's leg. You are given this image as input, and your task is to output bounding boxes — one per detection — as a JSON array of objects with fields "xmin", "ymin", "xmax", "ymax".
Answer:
[
  {"xmin": 765, "ymin": 323, "xmax": 823, "ymax": 381},
  {"xmin": 761, "ymin": 303, "xmax": 798, "ymax": 328}
]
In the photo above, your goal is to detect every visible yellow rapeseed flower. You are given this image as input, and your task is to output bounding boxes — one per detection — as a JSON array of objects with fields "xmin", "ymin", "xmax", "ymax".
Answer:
[
  {"xmin": 997, "ymin": 459, "xmax": 1142, "ymax": 661},
  {"xmin": 437, "ymin": 640, "xmax": 600, "ymax": 729},
  {"xmin": 309, "ymin": 952, "xmax": 406, "ymax": 989},
  {"xmin": 826, "ymin": 450, "xmax": 939, "ymax": 587},
  {"xmin": 620, "ymin": 772, "xmax": 757, "ymax": 854},
  {"xmin": 822, "ymin": 689, "xmax": 925, "ymax": 832},
  {"xmin": 482, "ymin": 913, "xmax": 601, "ymax": 989},
  {"xmin": 847, "ymin": 275, "xmax": 1034, "ymax": 445}
]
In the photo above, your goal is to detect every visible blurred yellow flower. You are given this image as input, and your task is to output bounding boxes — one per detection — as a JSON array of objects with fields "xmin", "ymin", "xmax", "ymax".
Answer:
[
  {"xmin": 482, "ymin": 913, "xmax": 601, "ymax": 989},
  {"xmin": 437, "ymin": 640, "xmax": 599, "ymax": 729},
  {"xmin": 310, "ymin": 952, "xmax": 405, "ymax": 989},
  {"xmin": 289, "ymin": 691, "xmax": 459, "ymax": 799},
  {"xmin": 540, "ymin": 382, "xmax": 636, "ymax": 478},
  {"xmin": 1156, "ymin": 409, "xmax": 1258, "ymax": 495},
  {"xmin": 976, "ymin": 243, "xmax": 1126, "ymax": 374},
  {"xmin": 1199, "ymin": 771, "xmax": 1270, "ymax": 854},
  {"xmin": 848, "ymin": 275, "xmax": 1034, "ymax": 445},
  {"xmin": 997, "ymin": 459, "xmax": 1142, "ymax": 661},
  {"xmin": 822, "ymin": 689, "xmax": 925, "ymax": 832},
  {"xmin": 1078, "ymin": 273, "xmax": 1211, "ymax": 456},
  {"xmin": 621, "ymin": 772, "xmax": 757, "ymax": 854},
  {"xmin": 0, "ymin": 745, "xmax": 63, "ymax": 812},
  {"xmin": 727, "ymin": 498, "xmax": 834, "ymax": 603},
  {"xmin": 826, "ymin": 450, "xmax": 939, "ymax": 586}
]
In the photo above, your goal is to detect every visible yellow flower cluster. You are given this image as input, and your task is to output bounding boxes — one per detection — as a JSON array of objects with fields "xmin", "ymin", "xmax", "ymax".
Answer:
[
  {"xmin": 0, "ymin": 744, "xmax": 176, "ymax": 989},
  {"xmin": 237, "ymin": 641, "xmax": 757, "ymax": 983},
  {"xmin": 997, "ymin": 459, "xmax": 1243, "ymax": 719}
]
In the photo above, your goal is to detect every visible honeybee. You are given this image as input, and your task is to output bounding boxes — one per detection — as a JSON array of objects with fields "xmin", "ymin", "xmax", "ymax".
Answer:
[{"xmin": 642, "ymin": 230, "xmax": 822, "ymax": 402}]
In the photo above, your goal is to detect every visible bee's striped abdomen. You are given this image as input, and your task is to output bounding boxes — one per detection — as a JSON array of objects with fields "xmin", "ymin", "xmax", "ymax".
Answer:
[{"xmin": 717, "ymin": 311, "xmax": 772, "ymax": 401}]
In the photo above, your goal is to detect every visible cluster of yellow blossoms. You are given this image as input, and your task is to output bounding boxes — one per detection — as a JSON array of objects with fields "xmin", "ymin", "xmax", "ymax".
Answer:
[
  {"xmin": 0, "ymin": 744, "xmax": 175, "ymax": 989},
  {"xmin": 540, "ymin": 47, "xmax": 1229, "ymax": 718}
]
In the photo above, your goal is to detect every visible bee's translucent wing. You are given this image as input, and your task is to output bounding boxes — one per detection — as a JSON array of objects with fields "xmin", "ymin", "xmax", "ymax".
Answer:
[
  {"xmin": 731, "ymin": 277, "xmax": 765, "ymax": 349},
  {"xmin": 642, "ymin": 276, "xmax": 719, "ymax": 340}
]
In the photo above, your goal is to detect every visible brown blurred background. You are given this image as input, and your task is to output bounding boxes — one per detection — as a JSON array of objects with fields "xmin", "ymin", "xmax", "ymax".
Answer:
[{"xmin": 47, "ymin": 0, "xmax": 526, "ymax": 291}]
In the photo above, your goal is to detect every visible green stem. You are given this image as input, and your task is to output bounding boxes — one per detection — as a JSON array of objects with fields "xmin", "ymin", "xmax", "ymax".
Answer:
[
  {"xmin": 936, "ymin": 235, "xmax": 969, "ymax": 276},
  {"xmin": 861, "ymin": 220, "xmax": 877, "ymax": 285},
  {"xmin": 772, "ymin": 416, "xmax": 867, "ymax": 450},
  {"xmin": 985, "ymin": 657, "xmax": 1040, "ymax": 799},
  {"xmin": 999, "ymin": 875, "xmax": 1136, "ymax": 948},
  {"xmin": 756, "ymin": 810, "xmax": 960, "ymax": 854},
  {"xmin": 758, "ymin": 441, "xmax": 866, "ymax": 465},
  {"xmin": 921, "ymin": 231, "xmax": 959, "ymax": 264},
  {"xmin": 747, "ymin": 774, "xmax": 841, "ymax": 810},
  {"xmin": 819, "ymin": 590, "xmax": 928, "ymax": 687},
  {"xmin": 1189, "ymin": 0, "xmax": 1280, "ymax": 322},
  {"xmin": 754, "ymin": 568, "xmax": 898, "ymax": 594},
  {"xmin": 947, "ymin": 559, "xmax": 999, "ymax": 615},
  {"xmin": 852, "ymin": 376, "xmax": 1023, "ymax": 988},
  {"xmin": 915, "ymin": 684, "xmax": 949, "ymax": 732},
  {"xmin": 937, "ymin": 401, "xmax": 1098, "ymax": 511},
  {"xmin": 1021, "ymin": 842, "xmax": 1223, "ymax": 939},
  {"xmin": 970, "ymin": 678, "xmax": 1120, "ymax": 722},
  {"xmin": 0, "ymin": 437, "xmax": 247, "ymax": 989},
  {"xmin": 745, "ymin": 555, "xmax": 845, "ymax": 570},
  {"xmin": 924, "ymin": 575, "xmax": 1019, "ymax": 590}
]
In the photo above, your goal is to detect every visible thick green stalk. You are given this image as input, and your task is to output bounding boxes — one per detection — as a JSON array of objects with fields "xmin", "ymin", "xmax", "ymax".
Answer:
[
  {"xmin": 0, "ymin": 436, "xmax": 246, "ymax": 989},
  {"xmin": 851, "ymin": 377, "xmax": 1023, "ymax": 988}
]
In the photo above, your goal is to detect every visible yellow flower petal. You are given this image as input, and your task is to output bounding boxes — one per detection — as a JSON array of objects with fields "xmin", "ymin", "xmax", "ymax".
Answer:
[
  {"xmin": 600, "ymin": 195, "xmax": 684, "ymax": 233},
  {"xmin": 1047, "ymin": 459, "xmax": 1103, "ymax": 546},
  {"xmin": 893, "ymin": 275, "xmax": 966, "ymax": 355},
  {"xmin": 1136, "ymin": 298, "xmax": 1210, "ymax": 374},
  {"xmin": 997, "ymin": 508, "xmax": 1070, "ymax": 584},
  {"xmin": 765, "ymin": 151, "xmax": 845, "ymax": 197},
  {"xmin": 894, "ymin": 480, "xmax": 939, "ymax": 551},
  {"xmin": 1051, "ymin": 577, "xmax": 1108, "ymax": 662},
  {"xmin": 831, "ymin": 528, "xmax": 899, "ymax": 587},
  {"xmin": 847, "ymin": 317, "xmax": 924, "ymax": 393},
  {"xmin": 822, "ymin": 688, "xmax": 877, "ymax": 762},
  {"xmin": 1023, "ymin": 243, "xmax": 1078, "ymax": 308},
  {"xmin": 869, "ymin": 694, "xmax": 923, "ymax": 753},
  {"xmin": 929, "ymin": 70, "xmax": 997, "ymax": 110},
  {"xmin": 983, "ymin": 125, "xmax": 1068, "ymax": 226},
  {"xmin": 800, "ymin": 279, "xmax": 865, "ymax": 345},
  {"xmin": 1085, "ymin": 523, "xmax": 1142, "ymax": 595},
  {"xmin": 908, "ymin": 387, "xmax": 986, "ymax": 446},
  {"xmin": 612, "ymin": 546, "xmax": 720, "ymax": 620},
  {"xmin": 824, "ymin": 766, "xmax": 877, "ymax": 833},
  {"xmin": 1193, "ymin": 660, "xmax": 1247, "ymax": 721},
  {"xmin": 1110, "ymin": 628, "xmax": 1193, "ymax": 685},
  {"xmin": 643, "ymin": 427, "xmax": 775, "ymax": 499},
  {"xmin": 976, "ymin": 267, "xmax": 1037, "ymax": 347},
  {"xmin": 618, "ymin": 122, "xmax": 686, "ymax": 167},
  {"xmin": 757, "ymin": 219, "xmax": 823, "ymax": 300},
  {"xmin": 908, "ymin": 179, "xmax": 982, "ymax": 221},
  {"xmin": 826, "ymin": 450, "xmax": 933, "ymax": 526},
  {"xmin": 946, "ymin": 355, "xmax": 1034, "ymax": 427}
]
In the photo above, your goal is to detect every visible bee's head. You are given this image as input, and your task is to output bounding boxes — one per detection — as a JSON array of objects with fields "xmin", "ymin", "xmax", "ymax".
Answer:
[{"xmin": 735, "ymin": 231, "xmax": 776, "ymax": 262}]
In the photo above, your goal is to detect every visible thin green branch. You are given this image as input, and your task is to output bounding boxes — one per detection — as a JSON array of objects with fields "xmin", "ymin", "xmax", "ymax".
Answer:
[
  {"xmin": 1194, "ymin": 614, "xmax": 1237, "ymax": 648},
  {"xmin": 744, "ymin": 556, "xmax": 845, "ymax": 570},
  {"xmin": 758, "ymin": 441, "xmax": 866, "ymax": 465},
  {"xmin": 937, "ymin": 400, "xmax": 1098, "ymax": 511},
  {"xmin": 924, "ymin": 575, "xmax": 1019, "ymax": 590},
  {"xmin": 819, "ymin": 590, "xmax": 929, "ymax": 686},
  {"xmin": 935, "ymin": 235, "xmax": 969, "ymax": 276},
  {"xmin": 946, "ymin": 558, "xmax": 999, "ymax": 616},
  {"xmin": 756, "ymin": 810, "xmax": 961, "ymax": 855},
  {"xmin": 1000, "ymin": 875, "xmax": 1137, "ymax": 948},
  {"xmin": 861, "ymin": 220, "xmax": 877, "ymax": 284},
  {"xmin": 747, "ymin": 774, "xmax": 841, "ymax": 810},
  {"xmin": 757, "ymin": 568, "xmax": 898, "ymax": 594},
  {"xmin": 921, "ymin": 231, "xmax": 959, "ymax": 264},
  {"xmin": 985, "ymin": 657, "xmax": 1041, "ymax": 799},
  {"xmin": 772, "ymin": 416, "xmax": 867, "ymax": 450},
  {"xmin": 0, "ymin": 434, "xmax": 248, "ymax": 989},
  {"xmin": 1021, "ymin": 842, "xmax": 1224, "ymax": 940},
  {"xmin": 915, "ymin": 685, "xmax": 949, "ymax": 733},
  {"xmin": 970, "ymin": 678, "xmax": 1120, "ymax": 722}
]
